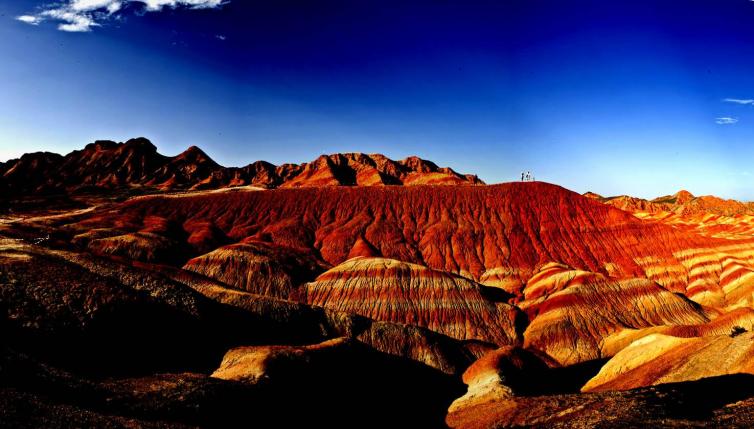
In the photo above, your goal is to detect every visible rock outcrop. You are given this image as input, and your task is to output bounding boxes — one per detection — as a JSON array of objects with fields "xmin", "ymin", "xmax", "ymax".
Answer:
[
  {"xmin": 211, "ymin": 337, "xmax": 354, "ymax": 383},
  {"xmin": 583, "ymin": 331, "xmax": 754, "ymax": 392},
  {"xmin": 448, "ymin": 346, "xmax": 557, "ymax": 413},
  {"xmin": 183, "ymin": 240, "xmax": 327, "ymax": 298},
  {"xmin": 521, "ymin": 264, "xmax": 711, "ymax": 365},
  {"xmin": 300, "ymin": 257, "xmax": 522, "ymax": 345}
]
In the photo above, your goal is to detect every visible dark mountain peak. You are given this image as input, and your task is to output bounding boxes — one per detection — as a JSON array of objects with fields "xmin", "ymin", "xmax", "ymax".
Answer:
[
  {"xmin": 246, "ymin": 160, "xmax": 276, "ymax": 170},
  {"xmin": 3, "ymin": 151, "xmax": 63, "ymax": 179},
  {"xmin": 84, "ymin": 140, "xmax": 119, "ymax": 152},
  {"xmin": 652, "ymin": 189, "xmax": 696, "ymax": 205},
  {"xmin": 17, "ymin": 151, "xmax": 64, "ymax": 162},
  {"xmin": 122, "ymin": 137, "xmax": 158, "ymax": 153},
  {"xmin": 180, "ymin": 145, "xmax": 204, "ymax": 156},
  {"xmin": 174, "ymin": 145, "xmax": 218, "ymax": 166}
]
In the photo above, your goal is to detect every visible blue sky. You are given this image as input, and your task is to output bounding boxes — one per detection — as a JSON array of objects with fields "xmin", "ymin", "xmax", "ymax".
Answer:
[{"xmin": 3, "ymin": 0, "xmax": 754, "ymax": 199}]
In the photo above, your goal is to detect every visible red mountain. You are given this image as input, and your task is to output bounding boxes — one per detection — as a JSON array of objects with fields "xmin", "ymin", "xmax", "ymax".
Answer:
[
  {"xmin": 587, "ymin": 189, "xmax": 754, "ymax": 216},
  {"xmin": 0, "ymin": 137, "xmax": 483, "ymax": 195}
]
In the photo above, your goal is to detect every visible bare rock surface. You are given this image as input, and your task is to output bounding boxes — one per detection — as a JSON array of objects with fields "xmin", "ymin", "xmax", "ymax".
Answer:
[
  {"xmin": 583, "ymin": 331, "xmax": 754, "ymax": 392},
  {"xmin": 301, "ymin": 257, "xmax": 522, "ymax": 345}
]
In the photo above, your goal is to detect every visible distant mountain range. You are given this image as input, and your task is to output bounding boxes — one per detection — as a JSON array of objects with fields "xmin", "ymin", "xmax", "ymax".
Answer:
[
  {"xmin": 0, "ymin": 137, "xmax": 483, "ymax": 195},
  {"xmin": 585, "ymin": 189, "xmax": 754, "ymax": 216}
]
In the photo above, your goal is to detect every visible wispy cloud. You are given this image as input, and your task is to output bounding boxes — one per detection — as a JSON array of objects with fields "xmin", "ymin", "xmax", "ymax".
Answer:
[
  {"xmin": 16, "ymin": 0, "xmax": 227, "ymax": 32},
  {"xmin": 716, "ymin": 117, "xmax": 739, "ymax": 125},
  {"xmin": 724, "ymin": 98, "xmax": 754, "ymax": 105},
  {"xmin": 215, "ymin": 34, "xmax": 226, "ymax": 40},
  {"xmin": 15, "ymin": 15, "xmax": 43, "ymax": 25},
  {"xmin": 43, "ymin": 8, "xmax": 99, "ymax": 32}
]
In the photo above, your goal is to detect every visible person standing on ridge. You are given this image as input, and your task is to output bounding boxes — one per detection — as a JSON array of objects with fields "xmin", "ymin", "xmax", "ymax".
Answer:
[{"xmin": 521, "ymin": 172, "xmax": 525, "ymax": 181}]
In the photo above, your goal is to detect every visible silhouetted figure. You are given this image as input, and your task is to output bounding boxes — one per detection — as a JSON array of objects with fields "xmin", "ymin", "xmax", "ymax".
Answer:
[{"xmin": 521, "ymin": 172, "xmax": 525, "ymax": 181}]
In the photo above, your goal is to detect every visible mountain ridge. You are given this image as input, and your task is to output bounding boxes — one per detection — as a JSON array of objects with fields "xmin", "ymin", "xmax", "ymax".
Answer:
[
  {"xmin": 0, "ymin": 137, "xmax": 483, "ymax": 195},
  {"xmin": 585, "ymin": 189, "xmax": 754, "ymax": 216}
]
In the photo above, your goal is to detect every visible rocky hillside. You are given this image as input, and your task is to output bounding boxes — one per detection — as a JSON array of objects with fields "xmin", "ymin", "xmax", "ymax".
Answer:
[
  {"xmin": 8, "ymin": 164, "xmax": 754, "ymax": 427},
  {"xmin": 586, "ymin": 189, "xmax": 754, "ymax": 216},
  {"xmin": 0, "ymin": 138, "xmax": 483, "ymax": 195},
  {"xmin": 55, "ymin": 182, "xmax": 754, "ymax": 365}
]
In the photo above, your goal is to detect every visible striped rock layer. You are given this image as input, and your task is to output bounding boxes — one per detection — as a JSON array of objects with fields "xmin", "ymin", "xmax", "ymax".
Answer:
[
  {"xmin": 582, "ymin": 332, "xmax": 754, "ymax": 392},
  {"xmin": 633, "ymin": 211, "xmax": 754, "ymax": 240},
  {"xmin": 183, "ymin": 240, "xmax": 327, "ymax": 298},
  {"xmin": 448, "ymin": 346, "xmax": 557, "ymax": 413},
  {"xmin": 519, "ymin": 262, "xmax": 712, "ymax": 365},
  {"xmin": 594, "ymin": 199, "xmax": 754, "ymax": 309},
  {"xmin": 64, "ymin": 181, "xmax": 754, "ymax": 366},
  {"xmin": 300, "ymin": 257, "xmax": 522, "ymax": 345}
]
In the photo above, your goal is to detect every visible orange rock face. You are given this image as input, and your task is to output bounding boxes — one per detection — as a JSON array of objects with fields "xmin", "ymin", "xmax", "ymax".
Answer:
[
  {"xmin": 582, "ymin": 331, "xmax": 754, "ymax": 392},
  {"xmin": 589, "ymin": 189, "xmax": 754, "ymax": 310},
  {"xmin": 520, "ymin": 263, "xmax": 712, "ymax": 365}
]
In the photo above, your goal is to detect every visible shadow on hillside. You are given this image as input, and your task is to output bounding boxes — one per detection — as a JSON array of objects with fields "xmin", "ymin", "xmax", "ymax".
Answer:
[
  {"xmin": 541, "ymin": 358, "xmax": 611, "ymax": 394},
  {"xmin": 0, "ymin": 341, "xmax": 465, "ymax": 429},
  {"xmin": 651, "ymin": 374, "xmax": 754, "ymax": 421}
]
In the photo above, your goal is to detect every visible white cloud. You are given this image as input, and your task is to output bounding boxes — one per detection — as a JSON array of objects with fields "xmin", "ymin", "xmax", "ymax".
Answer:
[
  {"xmin": 107, "ymin": 2, "xmax": 123, "ymax": 13},
  {"xmin": 42, "ymin": 8, "xmax": 99, "ymax": 32},
  {"xmin": 724, "ymin": 98, "xmax": 754, "ymax": 105},
  {"xmin": 16, "ymin": 0, "xmax": 227, "ymax": 32},
  {"xmin": 71, "ymin": 0, "xmax": 118, "ymax": 11},
  {"xmin": 139, "ymin": 0, "xmax": 225, "ymax": 11},
  {"xmin": 716, "ymin": 117, "xmax": 739, "ymax": 125},
  {"xmin": 16, "ymin": 15, "xmax": 43, "ymax": 25},
  {"xmin": 215, "ymin": 34, "xmax": 226, "ymax": 40}
]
